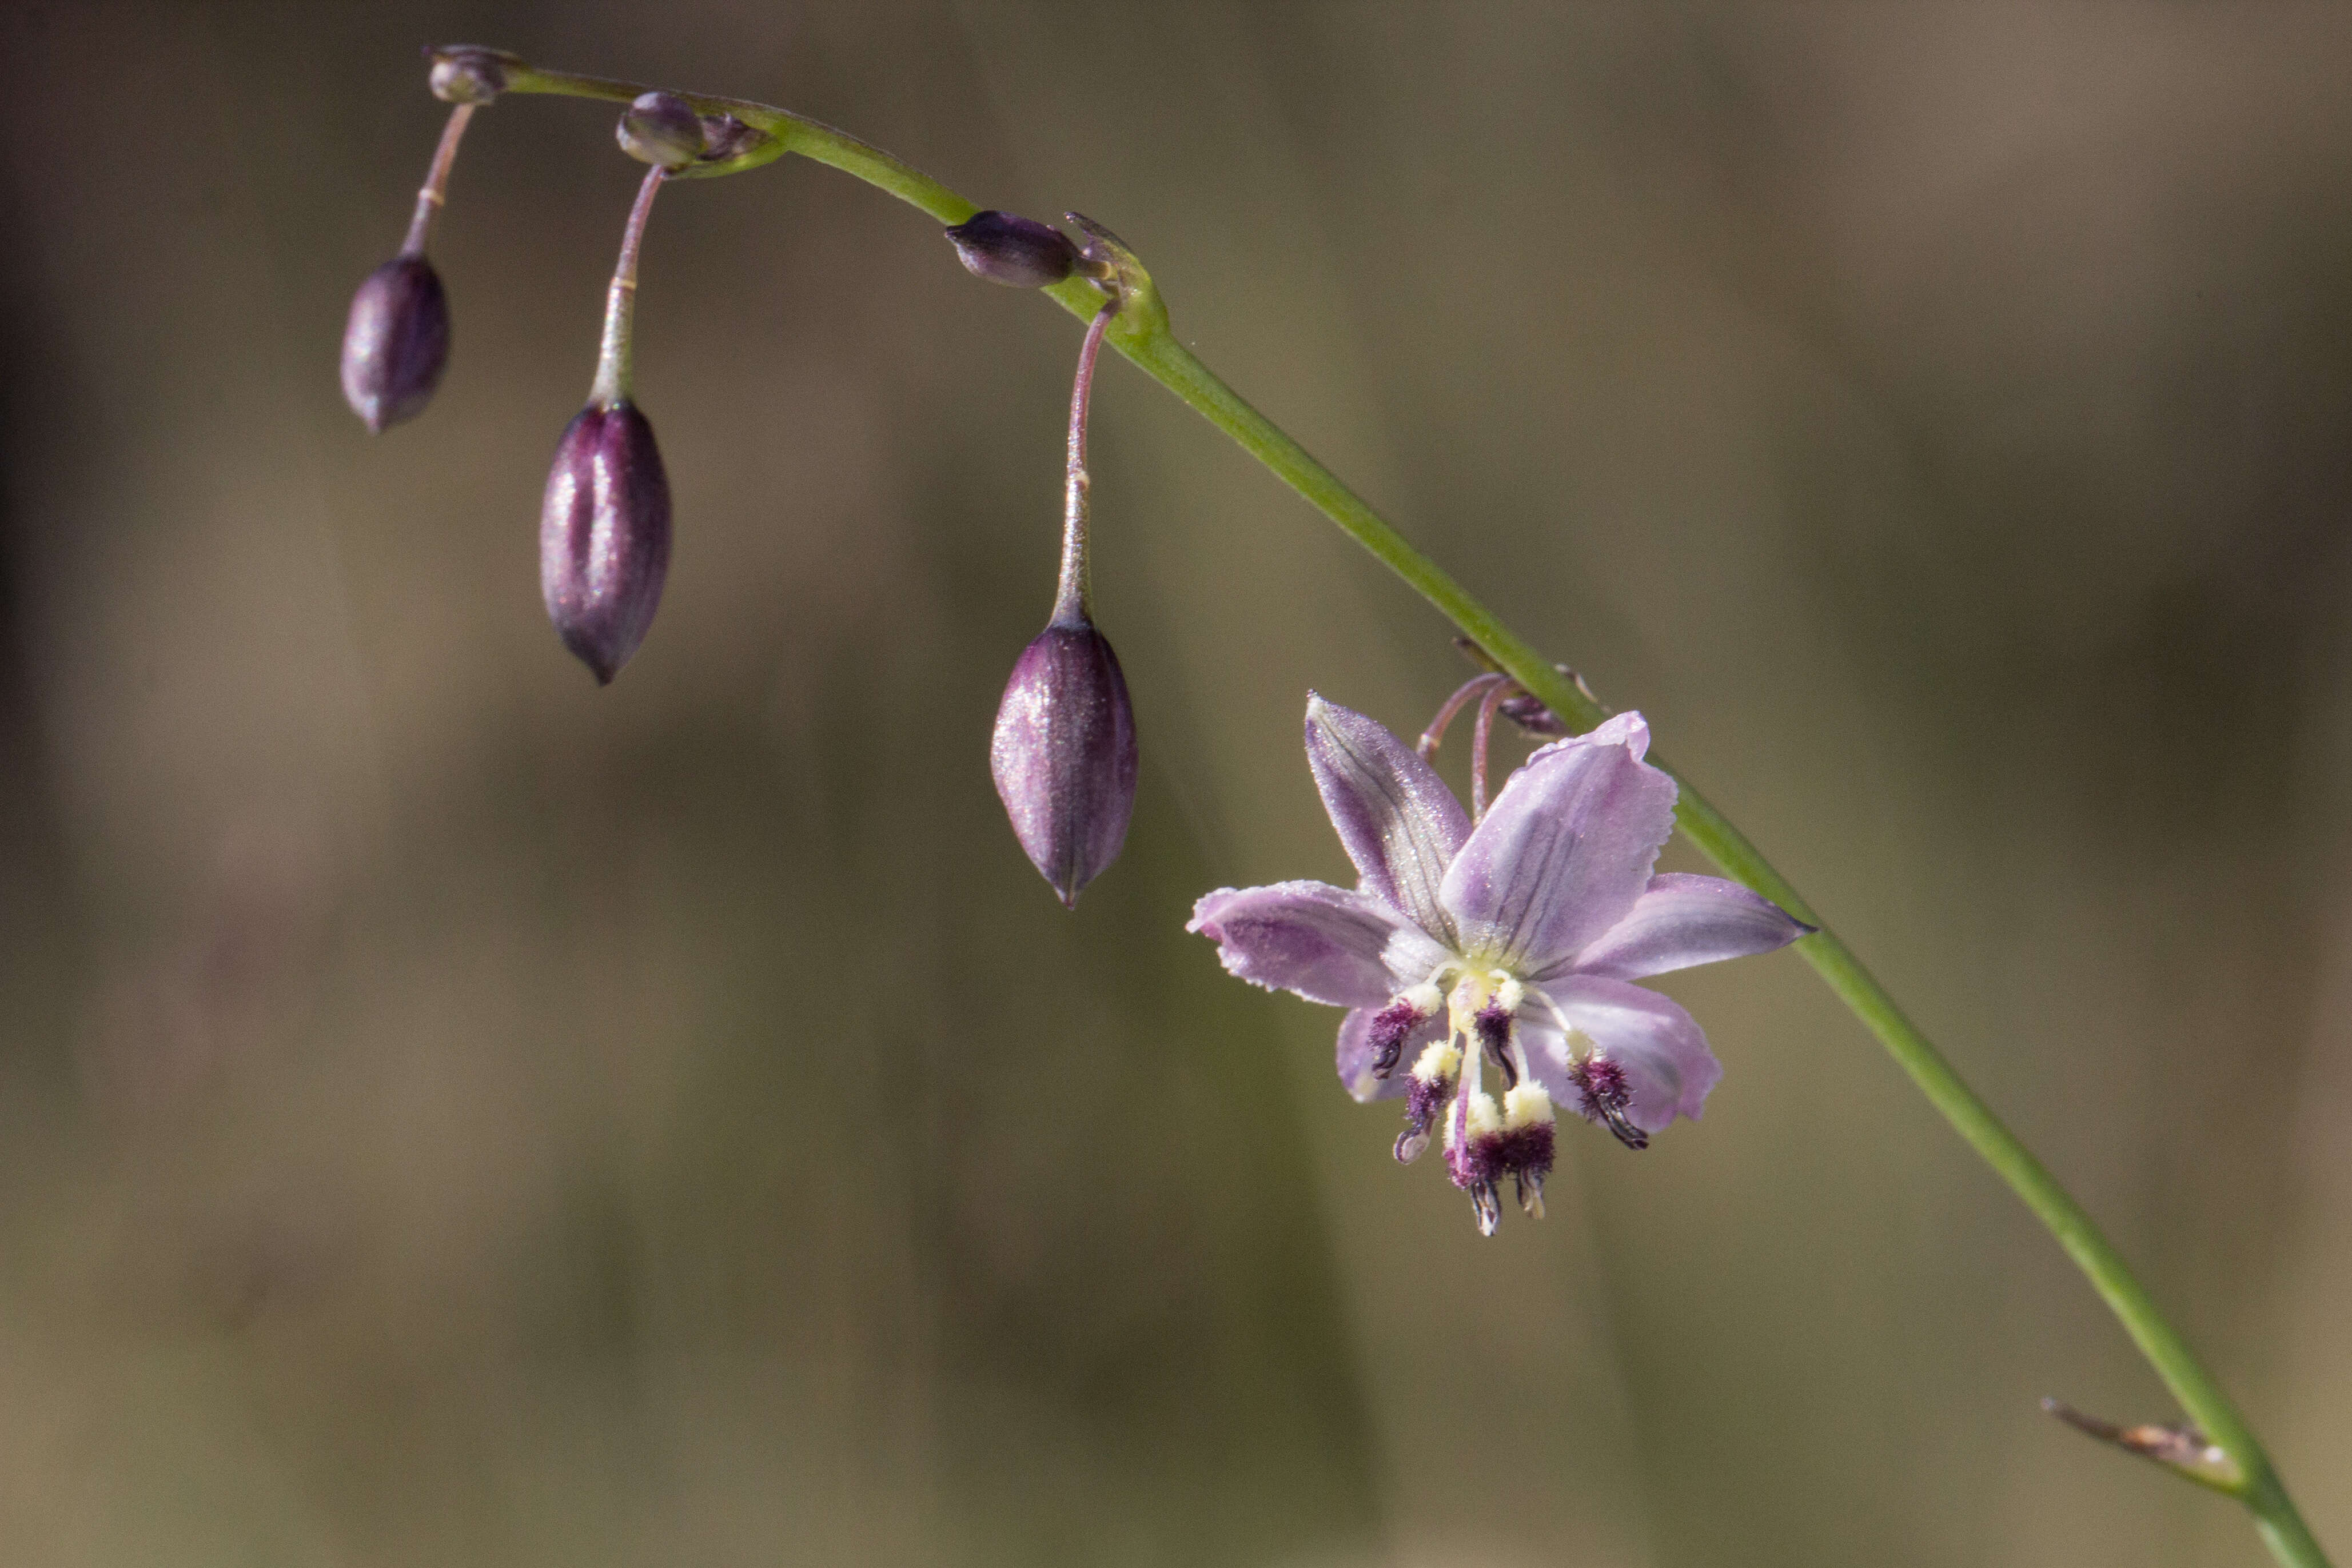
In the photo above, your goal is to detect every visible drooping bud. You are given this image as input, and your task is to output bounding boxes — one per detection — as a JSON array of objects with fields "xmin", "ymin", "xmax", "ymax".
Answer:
[
  {"xmin": 991, "ymin": 619, "xmax": 1139, "ymax": 907},
  {"xmin": 540, "ymin": 165, "xmax": 675, "ymax": 684},
  {"xmin": 617, "ymin": 91, "xmax": 707, "ymax": 169},
  {"xmin": 994, "ymin": 283, "xmax": 1138, "ymax": 905},
  {"xmin": 946, "ymin": 212, "xmax": 1080, "ymax": 288},
  {"xmin": 340, "ymin": 255, "xmax": 449, "ymax": 433},
  {"xmin": 539, "ymin": 401, "xmax": 672, "ymax": 685},
  {"xmin": 342, "ymin": 90, "xmax": 480, "ymax": 434}
]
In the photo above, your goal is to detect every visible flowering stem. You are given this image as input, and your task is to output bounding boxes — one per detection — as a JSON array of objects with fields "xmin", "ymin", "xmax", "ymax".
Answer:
[
  {"xmin": 437, "ymin": 50, "xmax": 2331, "ymax": 1568},
  {"xmin": 400, "ymin": 101, "xmax": 476, "ymax": 257},
  {"xmin": 1054, "ymin": 300, "xmax": 1118, "ymax": 627},
  {"xmin": 590, "ymin": 167, "xmax": 665, "ymax": 409}
]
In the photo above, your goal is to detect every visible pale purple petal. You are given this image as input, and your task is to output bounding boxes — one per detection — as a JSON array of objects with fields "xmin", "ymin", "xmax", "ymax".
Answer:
[
  {"xmin": 1335, "ymin": 1005, "xmax": 1447, "ymax": 1104},
  {"xmin": 1305, "ymin": 694, "xmax": 1470, "ymax": 942},
  {"xmin": 1561, "ymin": 872, "xmax": 1812, "ymax": 981},
  {"xmin": 1438, "ymin": 712, "xmax": 1677, "ymax": 973},
  {"xmin": 1523, "ymin": 974, "xmax": 1721, "ymax": 1132},
  {"xmin": 1189, "ymin": 881, "xmax": 1450, "ymax": 1009}
]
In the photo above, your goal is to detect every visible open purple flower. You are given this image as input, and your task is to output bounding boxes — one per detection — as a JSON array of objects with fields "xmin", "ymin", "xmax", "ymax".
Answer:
[{"xmin": 1189, "ymin": 695, "xmax": 1811, "ymax": 1234}]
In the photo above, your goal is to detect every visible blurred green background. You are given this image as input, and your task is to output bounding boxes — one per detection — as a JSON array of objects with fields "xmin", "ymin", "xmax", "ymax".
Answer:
[{"xmin": 0, "ymin": 3, "xmax": 2346, "ymax": 1564}]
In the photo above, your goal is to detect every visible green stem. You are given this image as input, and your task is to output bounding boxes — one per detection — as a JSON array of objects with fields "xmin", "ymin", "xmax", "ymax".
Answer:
[{"xmin": 439, "ymin": 50, "xmax": 2331, "ymax": 1568}]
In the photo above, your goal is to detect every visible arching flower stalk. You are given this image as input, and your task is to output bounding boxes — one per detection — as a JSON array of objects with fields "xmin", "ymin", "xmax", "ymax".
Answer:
[
  {"xmin": 337, "ymin": 49, "xmax": 2339, "ymax": 1563},
  {"xmin": 338, "ymin": 57, "xmax": 502, "ymax": 432},
  {"xmin": 989, "ymin": 248, "xmax": 1139, "ymax": 907},
  {"xmin": 537, "ymin": 94, "xmax": 701, "ymax": 685}
]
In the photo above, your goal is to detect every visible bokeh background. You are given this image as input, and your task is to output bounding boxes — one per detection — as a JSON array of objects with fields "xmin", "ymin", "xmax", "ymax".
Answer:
[{"xmin": 0, "ymin": 3, "xmax": 2346, "ymax": 1565}]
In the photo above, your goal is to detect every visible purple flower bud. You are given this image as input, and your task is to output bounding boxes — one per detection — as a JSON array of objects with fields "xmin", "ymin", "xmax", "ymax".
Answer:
[
  {"xmin": 539, "ymin": 401, "xmax": 672, "ymax": 685},
  {"xmin": 1496, "ymin": 691, "xmax": 1569, "ymax": 738},
  {"xmin": 340, "ymin": 255, "xmax": 450, "ymax": 433},
  {"xmin": 946, "ymin": 212, "xmax": 1081, "ymax": 288},
  {"xmin": 990, "ymin": 618, "xmax": 1138, "ymax": 907},
  {"xmin": 617, "ymin": 91, "xmax": 706, "ymax": 169}
]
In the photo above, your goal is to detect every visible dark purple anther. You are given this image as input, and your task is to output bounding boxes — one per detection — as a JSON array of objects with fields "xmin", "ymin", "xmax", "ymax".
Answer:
[
  {"xmin": 1568, "ymin": 1053, "xmax": 1648, "ymax": 1151},
  {"xmin": 617, "ymin": 91, "xmax": 707, "ymax": 169},
  {"xmin": 1396, "ymin": 1069, "xmax": 1452, "ymax": 1165},
  {"xmin": 991, "ymin": 618, "xmax": 1139, "ymax": 907},
  {"xmin": 1446, "ymin": 1127, "xmax": 1504, "ymax": 1236},
  {"xmin": 1366, "ymin": 995, "xmax": 1427, "ymax": 1079},
  {"xmin": 340, "ymin": 255, "xmax": 449, "ymax": 433},
  {"xmin": 1473, "ymin": 998, "xmax": 1516, "ymax": 1082},
  {"xmin": 1495, "ymin": 1118, "xmax": 1557, "ymax": 1216},
  {"xmin": 539, "ymin": 400, "xmax": 672, "ymax": 685},
  {"xmin": 946, "ymin": 211, "xmax": 1081, "ymax": 288}
]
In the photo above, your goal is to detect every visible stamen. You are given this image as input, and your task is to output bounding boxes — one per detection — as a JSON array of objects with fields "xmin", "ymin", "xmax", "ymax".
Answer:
[
  {"xmin": 1567, "ymin": 1052, "xmax": 1649, "ymax": 1151},
  {"xmin": 1469, "ymin": 1182, "xmax": 1502, "ymax": 1236},
  {"xmin": 1472, "ymin": 998, "xmax": 1516, "ymax": 1086},
  {"xmin": 1498, "ymin": 1084, "xmax": 1557, "ymax": 1218},
  {"xmin": 1368, "ymin": 981, "xmax": 1445, "ymax": 1080},
  {"xmin": 1502, "ymin": 1082, "xmax": 1555, "ymax": 1130},
  {"xmin": 1394, "ymin": 1038, "xmax": 1460, "ymax": 1164},
  {"xmin": 1447, "ymin": 1001, "xmax": 1486, "ymax": 1166},
  {"xmin": 1445, "ymin": 1090, "xmax": 1505, "ymax": 1238},
  {"xmin": 1514, "ymin": 1171, "xmax": 1546, "ymax": 1219}
]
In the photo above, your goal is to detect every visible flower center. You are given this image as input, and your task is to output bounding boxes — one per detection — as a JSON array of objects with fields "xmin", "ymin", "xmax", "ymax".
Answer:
[
  {"xmin": 1377, "ymin": 965, "xmax": 1556, "ymax": 1235},
  {"xmin": 1372, "ymin": 961, "xmax": 1651, "ymax": 1231}
]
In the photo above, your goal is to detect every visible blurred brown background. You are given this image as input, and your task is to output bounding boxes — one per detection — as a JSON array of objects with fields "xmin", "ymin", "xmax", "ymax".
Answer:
[{"xmin": 0, "ymin": 3, "xmax": 2347, "ymax": 1565}]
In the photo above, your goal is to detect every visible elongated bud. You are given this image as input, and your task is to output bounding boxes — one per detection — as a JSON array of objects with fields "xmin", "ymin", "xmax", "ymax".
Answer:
[
  {"xmin": 541, "ymin": 165, "xmax": 673, "ymax": 684},
  {"xmin": 340, "ymin": 256, "xmax": 449, "ymax": 433},
  {"xmin": 946, "ymin": 212, "xmax": 1080, "ymax": 288},
  {"xmin": 991, "ymin": 618, "xmax": 1138, "ymax": 907},
  {"xmin": 342, "ymin": 94, "xmax": 480, "ymax": 432},
  {"xmin": 994, "ymin": 287, "xmax": 1135, "ymax": 904},
  {"xmin": 539, "ymin": 402, "xmax": 672, "ymax": 684},
  {"xmin": 617, "ymin": 91, "xmax": 707, "ymax": 169}
]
